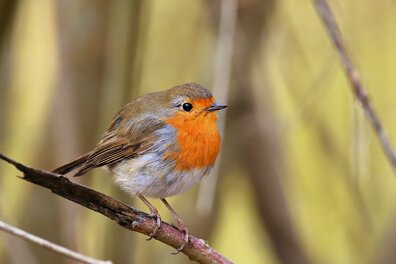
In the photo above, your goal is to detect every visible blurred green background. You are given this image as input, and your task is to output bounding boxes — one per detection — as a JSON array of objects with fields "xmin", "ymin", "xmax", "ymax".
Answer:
[{"xmin": 1, "ymin": 0, "xmax": 396, "ymax": 263}]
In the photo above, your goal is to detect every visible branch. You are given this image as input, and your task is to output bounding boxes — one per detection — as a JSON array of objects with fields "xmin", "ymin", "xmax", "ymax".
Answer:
[
  {"xmin": 314, "ymin": 0, "xmax": 396, "ymax": 174},
  {"xmin": 0, "ymin": 220, "xmax": 111, "ymax": 264},
  {"xmin": 0, "ymin": 153, "xmax": 233, "ymax": 264}
]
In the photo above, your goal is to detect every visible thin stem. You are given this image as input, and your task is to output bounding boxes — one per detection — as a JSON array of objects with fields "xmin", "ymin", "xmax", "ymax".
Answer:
[
  {"xmin": 0, "ymin": 220, "xmax": 112, "ymax": 264},
  {"xmin": 314, "ymin": 0, "xmax": 396, "ymax": 174},
  {"xmin": 196, "ymin": 0, "xmax": 237, "ymax": 216}
]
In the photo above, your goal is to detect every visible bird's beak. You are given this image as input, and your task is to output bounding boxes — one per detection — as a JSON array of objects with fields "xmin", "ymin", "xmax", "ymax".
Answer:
[{"xmin": 205, "ymin": 103, "xmax": 228, "ymax": 112}]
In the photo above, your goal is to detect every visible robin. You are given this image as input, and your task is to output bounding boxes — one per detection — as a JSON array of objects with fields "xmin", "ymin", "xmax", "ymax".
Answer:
[{"xmin": 52, "ymin": 83, "xmax": 227, "ymax": 252}]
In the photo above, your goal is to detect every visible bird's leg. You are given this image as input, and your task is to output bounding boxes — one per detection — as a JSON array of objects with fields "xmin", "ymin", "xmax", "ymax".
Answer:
[
  {"xmin": 161, "ymin": 198, "xmax": 189, "ymax": 253},
  {"xmin": 138, "ymin": 194, "xmax": 161, "ymax": 240}
]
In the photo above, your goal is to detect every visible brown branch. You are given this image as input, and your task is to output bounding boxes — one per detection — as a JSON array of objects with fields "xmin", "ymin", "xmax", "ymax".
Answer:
[
  {"xmin": 0, "ymin": 153, "xmax": 233, "ymax": 264},
  {"xmin": 314, "ymin": 0, "xmax": 396, "ymax": 173}
]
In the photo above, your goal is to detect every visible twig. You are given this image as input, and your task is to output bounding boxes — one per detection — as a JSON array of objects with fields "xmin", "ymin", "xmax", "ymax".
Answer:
[
  {"xmin": 0, "ymin": 220, "xmax": 111, "ymax": 264},
  {"xmin": 0, "ymin": 153, "xmax": 233, "ymax": 264},
  {"xmin": 196, "ymin": 0, "xmax": 237, "ymax": 217},
  {"xmin": 314, "ymin": 0, "xmax": 396, "ymax": 173}
]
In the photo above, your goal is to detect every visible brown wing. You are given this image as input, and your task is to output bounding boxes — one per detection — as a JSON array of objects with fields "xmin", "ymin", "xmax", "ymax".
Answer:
[
  {"xmin": 74, "ymin": 117, "xmax": 166, "ymax": 176},
  {"xmin": 53, "ymin": 115, "xmax": 166, "ymax": 177},
  {"xmin": 73, "ymin": 137, "xmax": 142, "ymax": 176}
]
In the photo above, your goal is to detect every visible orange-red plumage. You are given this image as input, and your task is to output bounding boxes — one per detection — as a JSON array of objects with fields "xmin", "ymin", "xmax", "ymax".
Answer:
[{"xmin": 164, "ymin": 97, "xmax": 220, "ymax": 171}]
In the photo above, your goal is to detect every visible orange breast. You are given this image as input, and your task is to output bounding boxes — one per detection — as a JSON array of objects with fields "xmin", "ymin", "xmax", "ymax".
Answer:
[{"xmin": 165, "ymin": 102, "xmax": 220, "ymax": 171}]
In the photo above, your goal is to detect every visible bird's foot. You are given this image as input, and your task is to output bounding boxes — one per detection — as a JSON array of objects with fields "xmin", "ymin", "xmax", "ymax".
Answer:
[
  {"xmin": 147, "ymin": 212, "xmax": 161, "ymax": 240},
  {"xmin": 172, "ymin": 223, "xmax": 189, "ymax": 254}
]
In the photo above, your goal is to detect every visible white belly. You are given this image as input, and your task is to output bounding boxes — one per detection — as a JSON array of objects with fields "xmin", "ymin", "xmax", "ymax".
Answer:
[{"xmin": 109, "ymin": 154, "xmax": 212, "ymax": 198}]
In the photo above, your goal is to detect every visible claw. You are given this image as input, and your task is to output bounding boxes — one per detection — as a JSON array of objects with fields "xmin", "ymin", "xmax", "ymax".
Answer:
[
  {"xmin": 137, "ymin": 194, "xmax": 162, "ymax": 241},
  {"xmin": 160, "ymin": 198, "xmax": 190, "ymax": 254},
  {"xmin": 146, "ymin": 212, "xmax": 161, "ymax": 240},
  {"xmin": 171, "ymin": 224, "xmax": 189, "ymax": 254}
]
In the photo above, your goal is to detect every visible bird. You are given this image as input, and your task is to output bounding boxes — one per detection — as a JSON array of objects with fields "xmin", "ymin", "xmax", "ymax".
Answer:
[{"xmin": 52, "ymin": 83, "xmax": 227, "ymax": 252}]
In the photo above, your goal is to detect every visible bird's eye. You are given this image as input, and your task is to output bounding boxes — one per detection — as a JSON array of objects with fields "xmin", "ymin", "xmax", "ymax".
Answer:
[{"xmin": 182, "ymin": 103, "xmax": 193, "ymax": 112}]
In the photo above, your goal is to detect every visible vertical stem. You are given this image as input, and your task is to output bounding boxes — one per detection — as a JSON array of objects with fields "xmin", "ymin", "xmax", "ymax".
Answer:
[
  {"xmin": 315, "ymin": 0, "xmax": 396, "ymax": 174},
  {"xmin": 196, "ymin": 0, "xmax": 237, "ymax": 217}
]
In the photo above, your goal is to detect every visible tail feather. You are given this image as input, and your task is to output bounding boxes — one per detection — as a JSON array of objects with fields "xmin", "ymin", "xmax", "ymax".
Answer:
[{"xmin": 52, "ymin": 154, "xmax": 89, "ymax": 175}]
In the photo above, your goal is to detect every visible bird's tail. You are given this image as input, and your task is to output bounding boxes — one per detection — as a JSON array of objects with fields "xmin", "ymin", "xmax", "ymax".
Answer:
[{"xmin": 52, "ymin": 154, "xmax": 89, "ymax": 175}]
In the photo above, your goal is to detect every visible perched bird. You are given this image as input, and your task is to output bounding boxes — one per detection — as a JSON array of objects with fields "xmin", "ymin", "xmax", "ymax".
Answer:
[{"xmin": 52, "ymin": 83, "xmax": 227, "ymax": 252}]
